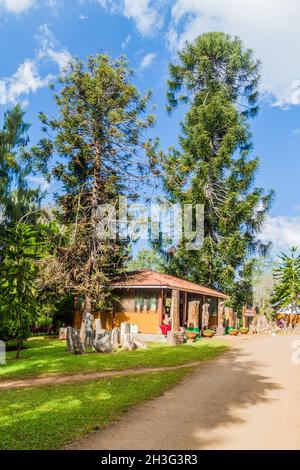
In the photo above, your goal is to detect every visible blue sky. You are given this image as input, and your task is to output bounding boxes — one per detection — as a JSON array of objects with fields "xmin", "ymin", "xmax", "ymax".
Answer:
[{"xmin": 1, "ymin": 0, "xmax": 300, "ymax": 256}]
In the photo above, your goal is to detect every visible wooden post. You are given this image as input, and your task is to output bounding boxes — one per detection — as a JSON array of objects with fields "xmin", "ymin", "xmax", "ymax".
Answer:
[
  {"xmin": 242, "ymin": 305, "xmax": 247, "ymax": 328},
  {"xmin": 216, "ymin": 299, "xmax": 225, "ymax": 335},
  {"xmin": 225, "ymin": 307, "xmax": 234, "ymax": 328},
  {"xmin": 158, "ymin": 288, "xmax": 164, "ymax": 325},
  {"xmin": 171, "ymin": 289, "xmax": 180, "ymax": 332},
  {"xmin": 182, "ymin": 291, "xmax": 188, "ymax": 326}
]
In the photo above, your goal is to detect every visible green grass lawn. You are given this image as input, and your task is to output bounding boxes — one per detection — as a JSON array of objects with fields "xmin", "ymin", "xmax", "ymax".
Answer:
[
  {"xmin": 0, "ymin": 369, "xmax": 190, "ymax": 450},
  {"xmin": 0, "ymin": 336, "xmax": 228, "ymax": 382}
]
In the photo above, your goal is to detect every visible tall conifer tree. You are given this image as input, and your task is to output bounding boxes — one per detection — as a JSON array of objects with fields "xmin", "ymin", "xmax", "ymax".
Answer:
[
  {"xmin": 30, "ymin": 54, "xmax": 157, "ymax": 313},
  {"xmin": 161, "ymin": 32, "xmax": 274, "ymax": 309}
]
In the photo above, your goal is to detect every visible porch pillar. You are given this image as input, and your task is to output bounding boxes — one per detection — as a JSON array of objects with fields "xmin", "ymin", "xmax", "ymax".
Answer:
[
  {"xmin": 182, "ymin": 291, "xmax": 188, "ymax": 326},
  {"xmin": 225, "ymin": 306, "xmax": 234, "ymax": 328},
  {"xmin": 171, "ymin": 289, "xmax": 180, "ymax": 332},
  {"xmin": 216, "ymin": 299, "xmax": 225, "ymax": 335},
  {"xmin": 158, "ymin": 289, "xmax": 164, "ymax": 325},
  {"xmin": 242, "ymin": 305, "xmax": 247, "ymax": 328}
]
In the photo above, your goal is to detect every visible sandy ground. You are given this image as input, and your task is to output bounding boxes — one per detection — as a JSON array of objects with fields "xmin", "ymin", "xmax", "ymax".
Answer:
[{"xmin": 67, "ymin": 335, "xmax": 300, "ymax": 450}]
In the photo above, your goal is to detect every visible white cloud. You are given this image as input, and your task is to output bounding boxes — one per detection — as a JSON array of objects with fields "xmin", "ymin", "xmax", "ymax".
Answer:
[
  {"xmin": 79, "ymin": 14, "xmax": 88, "ymax": 20},
  {"xmin": 122, "ymin": 0, "xmax": 162, "ymax": 35},
  {"xmin": 121, "ymin": 34, "xmax": 131, "ymax": 50},
  {"xmin": 167, "ymin": 0, "xmax": 300, "ymax": 108},
  {"xmin": 46, "ymin": 0, "xmax": 60, "ymax": 16},
  {"xmin": 260, "ymin": 215, "xmax": 300, "ymax": 253},
  {"xmin": 292, "ymin": 128, "xmax": 300, "ymax": 135},
  {"xmin": 140, "ymin": 52, "xmax": 156, "ymax": 68},
  {"xmin": 0, "ymin": 0, "xmax": 36, "ymax": 13},
  {"xmin": 0, "ymin": 25, "xmax": 71, "ymax": 106},
  {"xmin": 96, "ymin": 0, "xmax": 163, "ymax": 36},
  {"xmin": 0, "ymin": 60, "xmax": 52, "ymax": 106},
  {"xmin": 37, "ymin": 24, "xmax": 72, "ymax": 72},
  {"xmin": 27, "ymin": 175, "xmax": 50, "ymax": 191}
]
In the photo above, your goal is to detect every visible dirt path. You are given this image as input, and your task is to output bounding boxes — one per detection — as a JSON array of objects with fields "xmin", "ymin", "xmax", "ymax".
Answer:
[
  {"xmin": 0, "ymin": 360, "xmax": 205, "ymax": 390},
  {"xmin": 67, "ymin": 335, "xmax": 300, "ymax": 450}
]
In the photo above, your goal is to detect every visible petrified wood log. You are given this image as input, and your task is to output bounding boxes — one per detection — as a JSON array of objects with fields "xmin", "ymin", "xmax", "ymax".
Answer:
[
  {"xmin": 68, "ymin": 328, "xmax": 85, "ymax": 354},
  {"xmin": 93, "ymin": 335, "xmax": 113, "ymax": 353},
  {"xmin": 95, "ymin": 318, "xmax": 102, "ymax": 338},
  {"xmin": 133, "ymin": 338, "xmax": 148, "ymax": 349},
  {"xmin": 120, "ymin": 322, "xmax": 130, "ymax": 345},
  {"xmin": 96, "ymin": 329, "xmax": 107, "ymax": 341},
  {"xmin": 59, "ymin": 327, "xmax": 67, "ymax": 340},
  {"xmin": 111, "ymin": 327, "xmax": 121, "ymax": 349},
  {"xmin": 80, "ymin": 312, "xmax": 94, "ymax": 347},
  {"xmin": 122, "ymin": 333, "xmax": 135, "ymax": 351},
  {"xmin": 167, "ymin": 331, "xmax": 177, "ymax": 346},
  {"xmin": 66, "ymin": 326, "xmax": 74, "ymax": 353}
]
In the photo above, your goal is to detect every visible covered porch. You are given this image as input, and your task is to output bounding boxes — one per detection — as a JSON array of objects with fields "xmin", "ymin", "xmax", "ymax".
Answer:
[{"xmin": 111, "ymin": 270, "xmax": 229, "ymax": 335}]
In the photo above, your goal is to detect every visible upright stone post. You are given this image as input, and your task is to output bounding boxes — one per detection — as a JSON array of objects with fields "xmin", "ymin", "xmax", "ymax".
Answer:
[
  {"xmin": 202, "ymin": 302, "xmax": 210, "ymax": 329},
  {"xmin": 225, "ymin": 307, "xmax": 234, "ymax": 328},
  {"xmin": 242, "ymin": 305, "xmax": 247, "ymax": 328},
  {"xmin": 171, "ymin": 289, "xmax": 180, "ymax": 332},
  {"xmin": 216, "ymin": 300, "xmax": 225, "ymax": 335}
]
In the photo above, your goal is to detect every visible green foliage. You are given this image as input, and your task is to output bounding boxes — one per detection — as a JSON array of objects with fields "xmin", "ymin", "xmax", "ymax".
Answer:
[
  {"xmin": 127, "ymin": 248, "xmax": 165, "ymax": 272},
  {"xmin": 0, "ymin": 105, "xmax": 42, "ymax": 228},
  {"xmin": 252, "ymin": 256, "xmax": 275, "ymax": 318},
  {"xmin": 273, "ymin": 247, "xmax": 300, "ymax": 311},
  {"xmin": 0, "ymin": 224, "xmax": 44, "ymax": 356},
  {"xmin": 160, "ymin": 32, "xmax": 274, "ymax": 312},
  {"xmin": 30, "ymin": 53, "xmax": 158, "ymax": 311}
]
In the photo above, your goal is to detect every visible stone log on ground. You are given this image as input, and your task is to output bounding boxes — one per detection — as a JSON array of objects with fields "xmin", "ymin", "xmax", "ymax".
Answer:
[
  {"xmin": 95, "ymin": 318, "xmax": 102, "ymax": 339},
  {"xmin": 120, "ymin": 322, "xmax": 130, "ymax": 346},
  {"xmin": 122, "ymin": 333, "xmax": 135, "ymax": 351},
  {"xmin": 80, "ymin": 312, "xmax": 94, "ymax": 347},
  {"xmin": 59, "ymin": 327, "xmax": 67, "ymax": 340},
  {"xmin": 111, "ymin": 327, "xmax": 121, "ymax": 349},
  {"xmin": 71, "ymin": 328, "xmax": 85, "ymax": 354},
  {"xmin": 66, "ymin": 326, "xmax": 74, "ymax": 353},
  {"xmin": 167, "ymin": 331, "xmax": 177, "ymax": 346},
  {"xmin": 133, "ymin": 338, "xmax": 148, "ymax": 349},
  {"xmin": 93, "ymin": 335, "xmax": 113, "ymax": 353},
  {"xmin": 96, "ymin": 329, "xmax": 107, "ymax": 341}
]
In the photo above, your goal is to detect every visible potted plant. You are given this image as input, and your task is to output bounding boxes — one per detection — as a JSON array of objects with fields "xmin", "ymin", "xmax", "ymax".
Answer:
[
  {"xmin": 185, "ymin": 332, "xmax": 198, "ymax": 343},
  {"xmin": 202, "ymin": 329, "xmax": 215, "ymax": 338},
  {"xmin": 229, "ymin": 328, "xmax": 239, "ymax": 336},
  {"xmin": 239, "ymin": 327, "xmax": 249, "ymax": 334}
]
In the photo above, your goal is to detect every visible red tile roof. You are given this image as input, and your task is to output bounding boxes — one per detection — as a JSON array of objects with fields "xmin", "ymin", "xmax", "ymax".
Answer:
[{"xmin": 112, "ymin": 269, "xmax": 229, "ymax": 299}]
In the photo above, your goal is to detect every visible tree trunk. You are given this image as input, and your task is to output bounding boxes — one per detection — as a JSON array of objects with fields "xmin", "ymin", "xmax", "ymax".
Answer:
[{"xmin": 16, "ymin": 336, "xmax": 22, "ymax": 359}]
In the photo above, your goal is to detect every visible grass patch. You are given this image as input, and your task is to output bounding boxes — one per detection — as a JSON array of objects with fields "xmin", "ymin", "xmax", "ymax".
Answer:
[
  {"xmin": 0, "ymin": 369, "xmax": 190, "ymax": 450},
  {"xmin": 0, "ymin": 337, "xmax": 228, "ymax": 382}
]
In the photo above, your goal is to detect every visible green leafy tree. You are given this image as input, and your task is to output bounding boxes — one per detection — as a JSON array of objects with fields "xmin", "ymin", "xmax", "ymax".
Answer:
[
  {"xmin": 127, "ymin": 248, "xmax": 165, "ymax": 272},
  {"xmin": 30, "ymin": 54, "xmax": 158, "ymax": 315},
  {"xmin": 0, "ymin": 224, "xmax": 44, "ymax": 357},
  {"xmin": 0, "ymin": 105, "xmax": 42, "ymax": 228},
  {"xmin": 160, "ymin": 32, "xmax": 274, "ymax": 311},
  {"xmin": 273, "ymin": 247, "xmax": 300, "ymax": 312}
]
